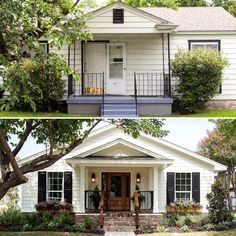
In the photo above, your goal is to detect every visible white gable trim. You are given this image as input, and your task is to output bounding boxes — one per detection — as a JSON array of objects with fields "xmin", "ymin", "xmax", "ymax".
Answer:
[
  {"xmin": 71, "ymin": 138, "xmax": 168, "ymax": 159},
  {"xmin": 89, "ymin": 1, "xmax": 175, "ymax": 26},
  {"xmin": 141, "ymin": 133, "xmax": 227, "ymax": 172},
  {"xmin": 81, "ymin": 124, "xmax": 227, "ymax": 172}
]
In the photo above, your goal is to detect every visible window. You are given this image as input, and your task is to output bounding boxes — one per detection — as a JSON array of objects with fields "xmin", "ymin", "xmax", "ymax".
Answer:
[
  {"xmin": 189, "ymin": 40, "xmax": 220, "ymax": 51},
  {"xmin": 113, "ymin": 9, "xmax": 124, "ymax": 24},
  {"xmin": 175, "ymin": 173, "xmax": 191, "ymax": 201},
  {"xmin": 189, "ymin": 40, "xmax": 222, "ymax": 93},
  {"xmin": 47, "ymin": 172, "xmax": 64, "ymax": 201},
  {"xmin": 39, "ymin": 41, "xmax": 49, "ymax": 53}
]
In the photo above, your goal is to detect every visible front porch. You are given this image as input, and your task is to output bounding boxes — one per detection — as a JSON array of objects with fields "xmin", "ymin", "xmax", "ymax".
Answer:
[
  {"xmin": 66, "ymin": 157, "xmax": 173, "ymax": 214},
  {"xmin": 65, "ymin": 33, "xmax": 173, "ymax": 116}
]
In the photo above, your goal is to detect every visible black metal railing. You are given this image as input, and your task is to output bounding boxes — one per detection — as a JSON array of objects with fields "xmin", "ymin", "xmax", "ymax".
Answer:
[
  {"xmin": 102, "ymin": 72, "xmax": 105, "ymax": 116},
  {"xmin": 134, "ymin": 73, "xmax": 138, "ymax": 116},
  {"xmin": 83, "ymin": 73, "xmax": 105, "ymax": 96},
  {"xmin": 67, "ymin": 74, "xmax": 74, "ymax": 98},
  {"xmin": 85, "ymin": 190, "xmax": 102, "ymax": 211},
  {"xmin": 134, "ymin": 73, "xmax": 171, "ymax": 97},
  {"xmin": 138, "ymin": 191, "xmax": 153, "ymax": 210}
]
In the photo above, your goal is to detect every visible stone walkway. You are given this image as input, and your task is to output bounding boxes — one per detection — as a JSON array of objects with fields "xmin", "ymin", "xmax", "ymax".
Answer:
[{"xmin": 105, "ymin": 232, "xmax": 136, "ymax": 236}]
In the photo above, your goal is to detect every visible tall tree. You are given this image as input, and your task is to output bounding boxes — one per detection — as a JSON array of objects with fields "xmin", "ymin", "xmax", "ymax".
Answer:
[
  {"xmin": 177, "ymin": 0, "xmax": 208, "ymax": 7},
  {"xmin": 105, "ymin": 0, "xmax": 179, "ymax": 9},
  {"xmin": 198, "ymin": 119, "xmax": 236, "ymax": 210},
  {"xmin": 0, "ymin": 0, "xmax": 91, "ymax": 61},
  {"xmin": 212, "ymin": 0, "xmax": 236, "ymax": 17},
  {"xmin": 0, "ymin": 119, "xmax": 167, "ymax": 200},
  {"xmin": 80, "ymin": 0, "xmax": 98, "ymax": 8}
]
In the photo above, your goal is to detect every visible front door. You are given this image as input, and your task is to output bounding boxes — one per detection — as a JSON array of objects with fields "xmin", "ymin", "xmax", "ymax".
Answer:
[
  {"xmin": 102, "ymin": 172, "xmax": 130, "ymax": 211},
  {"xmin": 107, "ymin": 43, "xmax": 126, "ymax": 95},
  {"xmin": 83, "ymin": 43, "xmax": 106, "ymax": 93}
]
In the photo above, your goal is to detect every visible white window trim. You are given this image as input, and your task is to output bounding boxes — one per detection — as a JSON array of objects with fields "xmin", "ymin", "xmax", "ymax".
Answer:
[
  {"xmin": 175, "ymin": 172, "xmax": 192, "ymax": 201},
  {"xmin": 189, "ymin": 41, "xmax": 220, "ymax": 51},
  {"xmin": 46, "ymin": 172, "xmax": 64, "ymax": 201}
]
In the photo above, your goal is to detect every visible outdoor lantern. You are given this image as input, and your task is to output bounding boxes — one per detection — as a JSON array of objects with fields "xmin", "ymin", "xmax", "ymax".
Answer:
[
  {"xmin": 136, "ymin": 173, "xmax": 141, "ymax": 183},
  {"xmin": 91, "ymin": 173, "xmax": 96, "ymax": 183}
]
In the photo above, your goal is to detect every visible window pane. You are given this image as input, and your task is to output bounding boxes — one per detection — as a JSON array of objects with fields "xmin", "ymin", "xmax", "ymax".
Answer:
[{"xmin": 47, "ymin": 172, "xmax": 63, "ymax": 201}]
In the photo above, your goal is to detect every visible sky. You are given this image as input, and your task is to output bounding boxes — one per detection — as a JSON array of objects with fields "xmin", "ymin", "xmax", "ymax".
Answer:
[{"xmin": 17, "ymin": 118, "xmax": 215, "ymax": 158}]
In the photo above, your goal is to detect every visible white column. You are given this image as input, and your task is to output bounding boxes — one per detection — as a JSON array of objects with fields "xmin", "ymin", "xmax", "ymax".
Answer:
[
  {"xmin": 79, "ymin": 165, "xmax": 85, "ymax": 213},
  {"xmin": 153, "ymin": 166, "xmax": 159, "ymax": 213}
]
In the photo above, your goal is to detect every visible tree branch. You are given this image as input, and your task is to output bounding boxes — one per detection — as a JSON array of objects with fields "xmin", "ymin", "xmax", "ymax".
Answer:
[
  {"xmin": 0, "ymin": 130, "xmax": 25, "ymax": 180},
  {"xmin": 12, "ymin": 120, "xmax": 39, "ymax": 156},
  {"xmin": 19, "ymin": 119, "xmax": 102, "ymax": 175},
  {"xmin": 73, "ymin": 0, "xmax": 81, "ymax": 8}
]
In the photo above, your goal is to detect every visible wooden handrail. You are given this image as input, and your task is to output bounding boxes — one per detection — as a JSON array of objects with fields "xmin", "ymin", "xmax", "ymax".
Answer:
[
  {"xmin": 99, "ymin": 191, "xmax": 105, "ymax": 229},
  {"xmin": 134, "ymin": 191, "xmax": 140, "ymax": 230}
]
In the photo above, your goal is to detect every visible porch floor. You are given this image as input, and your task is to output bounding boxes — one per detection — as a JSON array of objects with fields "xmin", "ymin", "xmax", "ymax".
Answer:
[{"xmin": 66, "ymin": 95, "xmax": 173, "ymax": 116}]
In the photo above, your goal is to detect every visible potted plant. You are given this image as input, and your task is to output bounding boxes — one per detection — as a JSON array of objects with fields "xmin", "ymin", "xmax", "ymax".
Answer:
[
  {"xmin": 166, "ymin": 200, "xmax": 202, "ymax": 214},
  {"xmin": 35, "ymin": 200, "xmax": 73, "ymax": 212},
  {"xmin": 89, "ymin": 186, "xmax": 101, "ymax": 210},
  {"xmin": 131, "ymin": 185, "xmax": 146, "ymax": 209}
]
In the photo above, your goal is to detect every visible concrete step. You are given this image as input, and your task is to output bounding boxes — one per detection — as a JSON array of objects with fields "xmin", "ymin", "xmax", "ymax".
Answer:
[{"xmin": 103, "ymin": 104, "xmax": 136, "ymax": 110}]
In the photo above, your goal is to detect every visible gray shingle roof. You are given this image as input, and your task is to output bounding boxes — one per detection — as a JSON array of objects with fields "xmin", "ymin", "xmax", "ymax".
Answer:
[{"xmin": 141, "ymin": 7, "xmax": 236, "ymax": 31}]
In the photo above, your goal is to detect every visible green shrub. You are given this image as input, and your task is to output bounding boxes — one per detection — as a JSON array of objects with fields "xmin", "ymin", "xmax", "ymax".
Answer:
[
  {"xmin": 168, "ymin": 214, "xmax": 180, "ymax": 226},
  {"xmin": 83, "ymin": 216, "xmax": 95, "ymax": 230},
  {"xmin": 75, "ymin": 222, "xmax": 86, "ymax": 232},
  {"xmin": 22, "ymin": 224, "xmax": 31, "ymax": 231},
  {"xmin": 54, "ymin": 212, "xmax": 75, "ymax": 228},
  {"xmin": 180, "ymin": 225, "xmax": 191, "ymax": 232},
  {"xmin": 171, "ymin": 48, "xmax": 228, "ymax": 114},
  {"xmin": 175, "ymin": 216, "xmax": 186, "ymax": 227},
  {"xmin": 206, "ymin": 180, "xmax": 232, "ymax": 224},
  {"xmin": 215, "ymin": 222, "xmax": 230, "ymax": 231},
  {"xmin": 141, "ymin": 218, "xmax": 153, "ymax": 233},
  {"xmin": 156, "ymin": 225, "xmax": 169, "ymax": 232},
  {"xmin": 0, "ymin": 209, "xmax": 25, "ymax": 227},
  {"xmin": 203, "ymin": 223, "xmax": 216, "ymax": 231},
  {"xmin": 46, "ymin": 221, "xmax": 59, "ymax": 231},
  {"xmin": 2, "ymin": 53, "xmax": 76, "ymax": 112}
]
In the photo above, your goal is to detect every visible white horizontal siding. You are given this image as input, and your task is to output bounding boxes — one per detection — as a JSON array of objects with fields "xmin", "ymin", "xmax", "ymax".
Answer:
[
  {"xmin": 158, "ymin": 153, "xmax": 214, "ymax": 213},
  {"xmin": 170, "ymin": 33, "xmax": 236, "ymax": 100},
  {"xmin": 20, "ymin": 159, "xmax": 77, "ymax": 212}
]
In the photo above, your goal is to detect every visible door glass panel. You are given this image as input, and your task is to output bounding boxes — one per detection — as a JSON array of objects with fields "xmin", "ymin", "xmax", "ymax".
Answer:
[
  {"xmin": 110, "ymin": 176, "xmax": 121, "ymax": 197},
  {"xmin": 126, "ymin": 174, "xmax": 130, "ymax": 198},
  {"xmin": 109, "ymin": 46, "xmax": 123, "ymax": 79}
]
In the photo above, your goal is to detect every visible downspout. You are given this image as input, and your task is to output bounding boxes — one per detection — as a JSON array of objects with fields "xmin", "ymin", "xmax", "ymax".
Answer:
[{"xmin": 167, "ymin": 33, "xmax": 171, "ymax": 97}]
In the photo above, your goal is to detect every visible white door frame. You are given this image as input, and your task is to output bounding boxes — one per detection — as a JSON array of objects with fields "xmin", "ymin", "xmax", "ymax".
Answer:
[{"xmin": 106, "ymin": 43, "xmax": 126, "ymax": 95}]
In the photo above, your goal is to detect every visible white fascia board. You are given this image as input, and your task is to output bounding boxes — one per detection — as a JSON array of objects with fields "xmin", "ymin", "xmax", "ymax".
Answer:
[
  {"xmin": 140, "ymin": 133, "xmax": 227, "ymax": 172},
  {"xmin": 66, "ymin": 158, "xmax": 174, "ymax": 167},
  {"xmin": 174, "ymin": 31, "xmax": 236, "ymax": 35}
]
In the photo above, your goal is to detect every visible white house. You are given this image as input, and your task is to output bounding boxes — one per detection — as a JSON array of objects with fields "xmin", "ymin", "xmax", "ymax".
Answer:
[
  {"xmin": 46, "ymin": 1, "xmax": 236, "ymax": 116},
  {"xmin": 19, "ymin": 124, "xmax": 226, "ymax": 215}
]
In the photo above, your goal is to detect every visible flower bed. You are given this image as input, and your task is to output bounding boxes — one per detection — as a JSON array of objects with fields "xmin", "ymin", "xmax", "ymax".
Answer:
[
  {"xmin": 166, "ymin": 200, "xmax": 202, "ymax": 214},
  {"xmin": 35, "ymin": 200, "xmax": 73, "ymax": 212}
]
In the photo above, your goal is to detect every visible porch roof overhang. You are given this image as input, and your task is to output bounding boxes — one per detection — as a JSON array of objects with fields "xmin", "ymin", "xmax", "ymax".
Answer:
[{"xmin": 65, "ymin": 156, "xmax": 174, "ymax": 167}]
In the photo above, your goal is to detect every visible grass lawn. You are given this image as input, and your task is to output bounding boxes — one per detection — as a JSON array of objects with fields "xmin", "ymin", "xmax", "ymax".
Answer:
[
  {"xmin": 141, "ymin": 109, "xmax": 236, "ymax": 117},
  {"xmin": 0, "ymin": 233, "xmax": 97, "ymax": 236},
  {"xmin": 0, "ymin": 109, "xmax": 235, "ymax": 118},
  {"xmin": 141, "ymin": 230, "xmax": 236, "ymax": 236},
  {"xmin": 0, "ymin": 111, "xmax": 96, "ymax": 118},
  {"xmin": 173, "ymin": 109, "xmax": 236, "ymax": 117}
]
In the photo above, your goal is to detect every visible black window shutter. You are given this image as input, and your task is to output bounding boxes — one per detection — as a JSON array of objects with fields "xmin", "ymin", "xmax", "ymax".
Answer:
[
  {"xmin": 64, "ymin": 172, "xmax": 73, "ymax": 203},
  {"xmin": 38, "ymin": 171, "xmax": 46, "ymax": 203},
  {"xmin": 167, "ymin": 172, "xmax": 175, "ymax": 204},
  {"xmin": 192, "ymin": 172, "xmax": 200, "ymax": 203}
]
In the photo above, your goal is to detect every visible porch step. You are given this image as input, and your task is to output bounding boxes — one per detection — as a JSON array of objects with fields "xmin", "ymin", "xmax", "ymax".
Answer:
[
  {"xmin": 102, "ymin": 96, "xmax": 137, "ymax": 117},
  {"xmin": 104, "ymin": 212, "xmax": 136, "ymax": 232}
]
